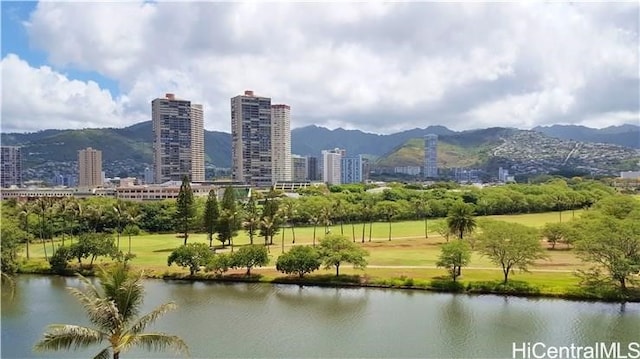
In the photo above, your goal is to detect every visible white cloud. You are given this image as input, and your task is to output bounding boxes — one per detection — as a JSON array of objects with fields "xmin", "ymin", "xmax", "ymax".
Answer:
[
  {"xmin": 0, "ymin": 54, "xmax": 144, "ymax": 132},
  {"xmin": 3, "ymin": 2, "xmax": 637, "ymax": 133}
]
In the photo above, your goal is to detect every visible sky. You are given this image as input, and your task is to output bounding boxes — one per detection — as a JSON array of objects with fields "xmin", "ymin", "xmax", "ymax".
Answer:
[{"xmin": 1, "ymin": 2, "xmax": 639, "ymax": 134}]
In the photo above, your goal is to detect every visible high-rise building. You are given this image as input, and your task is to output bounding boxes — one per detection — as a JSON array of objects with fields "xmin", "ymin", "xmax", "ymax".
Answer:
[
  {"xmin": 271, "ymin": 104, "xmax": 292, "ymax": 182},
  {"xmin": 152, "ymin": 93, "xmax": 204, "ymax": 183},
  {"xmin": 341, "ymin": 155, "xmax": 363, "ymax": 184},
  {"xmin": 306, "ymin": 156, "xmax": 318, "ymax": 181},
  {"xmin": 1, "ymin": 146, "xmax": 22, "ymax": 188},
  {"xmin": 78, "ymin": 147, "xmax": 103, "ymax": 188},
  {"xmin": 231, "ymin": 90, "xmax": 273, "ymax": 187},
  {"xmin": 322, "ymin": 148, "xmax": 343, "ymax": 185},
  {"xmin": 424, "ymin": 134, "xmax": 438, "ymax": 178},
  {"xmin": 291, "ymin": 155, "xmax": 308, "ymax": 182}
]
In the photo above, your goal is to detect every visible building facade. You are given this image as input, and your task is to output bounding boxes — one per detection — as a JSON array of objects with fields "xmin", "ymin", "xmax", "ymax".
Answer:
[
  {"xmin": 322, "ymin": 148, "xmax": 343, "ymax": 185},
  {"xmin": 152, "ymin": 93, "xmax": 204, "ymax": 183},
  {"xmin": 306, "ymin": 156, "xmax": 319, "ymax": 181},
  {"xmin": 424, "ymin": 134, "xmax": 438, "ymax": 178},
  {"xmin": 231, "ymin": 90, "xmax": 273, "ymax": 187},
  {"xmin": 78, "ymin": 147, "xmax": 103, "ymax": 188},
  {"xmin": 341, "ymin": 155, "xmax": 363, "ymax": 184},
  {"xmin": 291, "ymin": 154, "xmax": 308, "ymax": 182},
  {"xmin": 271, "ymin": 104, "xmax": 292, "ymax": 182},
  {"xmin": 1, "ymin": 146, "xmax": 22, "ymax": 188}
]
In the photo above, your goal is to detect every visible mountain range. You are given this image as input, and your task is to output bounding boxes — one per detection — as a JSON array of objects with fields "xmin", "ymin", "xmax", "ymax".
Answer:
[{"xmin": 1, "ymin": 122, "xmax": 638, "ymax": 178}]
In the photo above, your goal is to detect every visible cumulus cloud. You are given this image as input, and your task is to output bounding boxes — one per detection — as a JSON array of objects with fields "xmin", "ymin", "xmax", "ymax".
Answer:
[
  {"xmin": 0, "ymin": 54, "xmax": 146, "ymax": 132},
  {"xmin": 3, "ymin": 2, "xmax": 638, "ymax": 133}
]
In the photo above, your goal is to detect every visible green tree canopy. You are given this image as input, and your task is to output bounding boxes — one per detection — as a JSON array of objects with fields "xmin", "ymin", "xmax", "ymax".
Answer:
[
  {"xmin": 446, "ymin": 202, "xmax": 477, "ymax": 240},
  {"xmin": 202, "ymin": 189, "xmax": 220, "ymax": 247},
  {"xmin": 575, "ymin": 207, "xmax": 640, "ymax": 291},
  {"xmin": 276, "ymin": 245, "xmax": 321, "ymax": 278},
  {"xmin": 231, "ymin": 245, "xmax": 269, "ymax": 276},
  {"xmin": 477, "ymin": 220, "xmax": 547, "ymax": 284},
  {"xmin": 436, "ymin": 240, "xmax": 471, "ymax": 282},
  {"xmin": 167, "ymin": 243, "xmax": 214, "ymax": 276},
  {"xmin": 318, "ymin": 234, "xmax": 369, "ymax": 276},
  {"xmin": 174, "ymin": 175, "xmax": 195, "ymax": 245}
]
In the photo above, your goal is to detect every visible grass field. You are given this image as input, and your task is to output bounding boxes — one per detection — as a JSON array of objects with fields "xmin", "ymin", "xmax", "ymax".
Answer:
[{"xmin": 22, "ymin": 210, "xmax": 590, "ymax": 289}]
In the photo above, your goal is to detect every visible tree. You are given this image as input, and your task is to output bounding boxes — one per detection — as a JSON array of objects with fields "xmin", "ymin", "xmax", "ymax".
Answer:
[
  {"xmin": 124, "ymin": 204, "xmax": 142, "ymax": 255},
  {"xmin": 167, "ymin": 243, "xmax": 214, "ymax": 276},
  {"xmin": 436, "ymin": 240, "xmax": 471, "ymax": 282},
  {"xmin": 318, "ymin": 234, "xmax": 369, "ymax": 276},
  {"xmin": 541, "ymin": 222, "xmax": 573, "ymax": 250},
  {"xmin": 231, "ymin": 245, "xmax": 269, "ymax": 276},
  {"xmin": 575, "ymin": 213, "xmax": 640, "ymax": 291},
  {"xmin": 202, "ymin": 190, "xmax": 220, "ymax": 247},
  {"xmin": 446, "ymin": 202, "xmax": 477, "ymax": 240},
  {"xmin": 260, "ymin": 195, "xmax": 280, "ymax": 246},
  {"xmin": 432, "ymin": 221, "xmax": 451, "ymax": 242},
  {"xmin": 34, "ymin": 264, "xmax": 189, "ymax": 359},
  {"xmin": 412, "ymin": 195, "xmax": 432, "ymax": 239},
  {"xmin": 376, "ymin": 200, "xmax": 400, "ymax": 241},
  {"xmin": 477, "ymin": 220, "xmax": 547, "ymax": 284},
  {"xmin": 112, "ymin": 200, "xmax": 127, "ymax": 251},
  {"xmin": 1, "ymin": 221, "xmax": 27, "ymax": 275},
  {"xmin": 205, "ymin": 253, "xmax": 233, "ymax": 276},
  {"xmin": 216, "ymin": 186, "xmax": 239, "ymax": 248},
  {"xmin": 17, "ymin": 200, "xmax": 32, "ymax": 259},
  {"xmin": 175, "ymin": 175, "xmax": 196, "ymax": 245},
  {"xmin": 69, "ymin": 233, "xmax": 117, "ymax": 267},
  {"xmin": 243, "ymin": 194, "xmax": 260, "ymax": 245},
  {"xmin": 276, "ymin": 245, "xmax": 321, "ymax": 278}
]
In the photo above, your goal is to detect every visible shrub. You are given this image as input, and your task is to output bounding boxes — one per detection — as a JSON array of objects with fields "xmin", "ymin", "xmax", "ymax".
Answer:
[
  {"xmin": 49, "ymin": 246, "xmax": 72, "ymax": 274},
  {"xmin": 205, "ymin": 253, "xmax": 232, "ymax": 276},
  {"xmin": 430, "ymin": 279, "xmax": 464, "ymax": 292}
]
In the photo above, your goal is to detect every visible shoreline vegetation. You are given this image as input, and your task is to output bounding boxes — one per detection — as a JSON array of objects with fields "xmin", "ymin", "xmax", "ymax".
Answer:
[
  {"xmin": 15, "ymin": 209, "xmax": 640, "ymax": 302},
  {"xmin": 4, "ymin": 181, "xmax": 640, "ymax": 303},
  {"xmin": 16, "ymin": 265, "xmax": 640, "ymax": 303}
]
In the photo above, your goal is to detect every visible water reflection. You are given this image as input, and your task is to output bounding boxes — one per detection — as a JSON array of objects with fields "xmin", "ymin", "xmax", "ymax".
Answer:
[{"xmin": 2, "ymin": 276, "xmax": 639, "ymax": 359}]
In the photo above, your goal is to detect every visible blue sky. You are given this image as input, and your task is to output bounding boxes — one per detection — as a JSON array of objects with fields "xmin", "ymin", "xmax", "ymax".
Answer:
[{"xmin": 1, "ymin": 2, "xmax": 638, "ymax": 133}]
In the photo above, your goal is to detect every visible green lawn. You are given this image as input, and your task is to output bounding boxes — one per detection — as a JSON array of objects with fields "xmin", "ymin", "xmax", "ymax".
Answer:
[{"xmin": 23, "ymin": 210, "xmax": 586, "ymax": 273}]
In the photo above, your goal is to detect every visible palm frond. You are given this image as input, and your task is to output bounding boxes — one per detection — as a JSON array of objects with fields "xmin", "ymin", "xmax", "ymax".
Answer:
[
  {"xmin": 93, "ymin": 347, "xmax": 111, "ymax": 359},
  {"xmin": 73, "ymin": 273, "xmax": 102, "ymax": 299},
  {"xmin": 67, "ymin": 289, "xmax": 123, "ymax": 332},
  {"xmin": 127, "ymin": 302, "xmax": 177, "ymax": 335},
  {"xmin": 127, "ymin": 333, "xmax": 190, "ymax": 357},
  {"xmin": 33, "ymin": 324, "xmax": 105, "ymax": 352}
]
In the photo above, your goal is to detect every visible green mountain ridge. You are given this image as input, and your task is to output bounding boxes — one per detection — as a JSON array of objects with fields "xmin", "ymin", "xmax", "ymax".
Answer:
[{"xmin": 1, "ymin": 122, "xmax": 638, "ymax": 178}]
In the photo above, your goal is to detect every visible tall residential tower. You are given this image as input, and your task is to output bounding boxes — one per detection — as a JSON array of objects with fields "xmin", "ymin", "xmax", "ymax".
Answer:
[
  {"xmin": 231, "ymin": 90, "xmax": 273, "ymax": 187},
  {"xmin": 424, "ymin": 134, "xmax": 438, "ymax": 178},
  {"xmin": 78, "ymin": 147, "xmax": 102, "ymax": 188},
  {"xmin": 271, "ymin": 104, "xmax": 292, "ymax": 182},
  {"xmin": 152, "ymin": 93, "xmax": 204, "ymax": 183},
  {"xmin": 1, "ymin": 146, "xmax": 22, "ymax": 188}
]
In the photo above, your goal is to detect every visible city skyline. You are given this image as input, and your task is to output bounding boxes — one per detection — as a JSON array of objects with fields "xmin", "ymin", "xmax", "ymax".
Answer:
[{"xmin": 2, "ymin": 2, "xmax": 638, "ymax": 134}]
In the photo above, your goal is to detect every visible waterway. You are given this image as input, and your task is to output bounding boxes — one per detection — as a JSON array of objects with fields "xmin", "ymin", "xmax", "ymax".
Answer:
[{"xmin": 2, "ymin": 275, "xmax": 639, "ymax": 358}]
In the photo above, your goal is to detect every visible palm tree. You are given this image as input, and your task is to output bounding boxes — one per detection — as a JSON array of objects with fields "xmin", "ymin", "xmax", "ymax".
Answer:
[
  {"xmin": 125, "ymin": 205, "xmax": 142, "ymax": 255},
  {"xmin": 446, "ymin": 202, "xmax": 477, "ymax": 240},
  {"xmin": 34, "ymin": 264, "xmax": 189, "ymax": 359},
  {"xmin": 113, "ymin": 201, "xmax": 127, "ymax": 251},
  {"xmin": 16, "ymin": 200, "xmax": 31, "ymax": 259},
  {"xmin": 412, "ymin": 196, "xmax": 431, "ymax": 239},
  {"xmin": 281, "ymin": 199, "xmax": 298, "ymax": 244},
  {"xmin": 332, "ymin": 197, "xmax": 345, "ymax": 235},
  {"xmin": 34, "ymin": 197, "xmax": 51, "ymax": 260},
  {"xmin": 376, "ymin": 201, "xmax": 399, "ymax": 241},
  {"xmin": 446, "ymin": 202, "xmax": 477, "ymax": 277}
]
